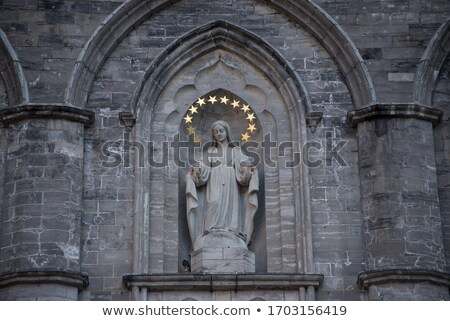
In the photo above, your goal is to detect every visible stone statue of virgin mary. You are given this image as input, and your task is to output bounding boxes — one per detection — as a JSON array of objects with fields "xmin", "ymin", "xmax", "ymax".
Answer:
[{"xmin": 185, "ymin": 120, "xmax": 259, "ymax": 251}]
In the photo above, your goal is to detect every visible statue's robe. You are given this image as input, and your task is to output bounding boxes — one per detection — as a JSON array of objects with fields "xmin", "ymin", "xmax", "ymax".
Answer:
[{"xmin": 186, "ymin": 146, "xmax": 258, "ymax": 249}]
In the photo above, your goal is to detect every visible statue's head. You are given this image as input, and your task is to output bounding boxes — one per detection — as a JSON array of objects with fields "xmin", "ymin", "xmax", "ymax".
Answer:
[{"xmin": 210, "ymin": 120, "xmax": 237, "ymax": 147}]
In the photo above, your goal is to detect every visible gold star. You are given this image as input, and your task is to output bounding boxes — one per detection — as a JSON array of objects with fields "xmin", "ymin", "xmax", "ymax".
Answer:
[
  {"xmin": 241, "ymin": 104, "xmax": 250, "ymax": 113},
  {"xmin": 188, "ymin": 105, "xmax": 198, "ymax": 114},
  {"xmin": 246, "ymin": 113, "xmax": 256, "ymax": 122},
  {"xmin": 241, "ymin": 132, "xmax": 250, "ymax": 142},
  {"xmin": 187, "ymin": 125, "xmax": 196, "ymax": 135},
  {"xmin": 194, "ymin": 135, "xmax": 201, "ymax": 143},
  {"xmin": 220, "ymin": 96, "xmax": 229, "ymax": 104},
  {"xmin": 184, "ymin": 114, "xmax": 193, "ymax": 124},
  {"xmin": 196, "ymin": 98, "xmax": 206, "ymax": 106},
  {"xmin": 208, "ymin": 96, "xmax": 217, "ymax": 104},
  {"xmin": 247, "ymin": 123, "xmax": 257, "ymax": 133},
  {"xmin": 231, "ymin": 100, "xmax": 240, "ymax": 108}
]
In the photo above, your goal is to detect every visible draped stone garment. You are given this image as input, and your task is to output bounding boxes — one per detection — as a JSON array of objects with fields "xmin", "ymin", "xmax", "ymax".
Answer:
[{"xmin": 186, "ymin": 146, "xmax": 258, "ymax": 249}]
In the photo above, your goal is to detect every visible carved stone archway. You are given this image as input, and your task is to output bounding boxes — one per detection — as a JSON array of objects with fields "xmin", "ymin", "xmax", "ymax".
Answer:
[
  {"xmin": 131, "ymin": 19, "xmax": 312, "ymax": 270},
  {"xmin": 66, "ymin": 0, "xmax": 375, "ymax": 109},
  {"xmin": 124, "ymin": 20, "xmax": 321, "ymax": 299}
]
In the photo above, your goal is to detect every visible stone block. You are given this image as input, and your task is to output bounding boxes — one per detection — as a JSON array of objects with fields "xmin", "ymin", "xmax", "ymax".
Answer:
[
  {"xmin": 91, "ymin": 1, "xmax": 121, "ymax": 13},
  {"xmin": 388, "ymin": 72, "xmax": 415, "ymax": 82},
  {"xmin": 191, "ymin": 247, "xmax": 255, "ymax": 273},
  {"xmin": 44, "ymin": 12, "xmax": 75, "ymax": 24}
]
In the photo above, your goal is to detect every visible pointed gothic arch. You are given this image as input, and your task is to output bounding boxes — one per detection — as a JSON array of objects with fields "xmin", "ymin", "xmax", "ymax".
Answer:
[
  {"xmin": 132, "ymin": 19, "xmax": 311, "ymax": 121},
  {"xmin": 0, "ymin": 28, "xmax": 28, "ymax": 106},
  {"xmin": 129, "ymin": 19, "xmax": 315, "ymax": 275},
  {"xmin": 413, "ymin": 18, "xmax": 450, "ymax": 106},
  {"xmin": 66, "ymin": 0, "xmax": 375, "ymax": 108}
]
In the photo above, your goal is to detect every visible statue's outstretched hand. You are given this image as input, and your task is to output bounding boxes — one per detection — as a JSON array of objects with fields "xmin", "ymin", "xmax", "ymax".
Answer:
[
  {"xmin": 240, "ymin": 161, "xmax": 256, "ymax": 175},
  {"xmin": 189, "ymin": 162, "xmax": 202, "ymax": 180},
  {"xmin": 244, "ymin": 166, "xmax": 256, "ymax": 175}
]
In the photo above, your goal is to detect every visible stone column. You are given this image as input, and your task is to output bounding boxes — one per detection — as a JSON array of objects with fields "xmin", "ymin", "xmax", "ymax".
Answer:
[
  {"xmin": 348, "ymin": 104, "xmax": 450, "ymax": 300},
  {"xmin": 0, "ymin": 105, "xmax": 93, "ymax": 300}
]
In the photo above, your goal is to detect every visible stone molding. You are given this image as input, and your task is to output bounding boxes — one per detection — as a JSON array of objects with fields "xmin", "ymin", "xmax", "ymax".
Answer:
[
  {"xmin": 0, "ymin": 271, "xmax": 89, "ymax": 290},
  {"xmin": 358, "ymin": 269, "xmax": 450, "ymax": 290},
  {"xmin": 347, "ymin": 103, "xmax": 443, "ymax": 127},
  {"xmin": 0, "ymin": 104, "xmax": 95, "ymax": 127},
  {"xmin": 123, "ymin": 273, "xmax": 323, "ymax": 292}
]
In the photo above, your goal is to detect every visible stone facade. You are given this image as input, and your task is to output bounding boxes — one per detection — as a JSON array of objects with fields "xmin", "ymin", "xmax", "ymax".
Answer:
[{"xmin": 0, "ymin": 0, "xmax": 449, "ymax": 301}]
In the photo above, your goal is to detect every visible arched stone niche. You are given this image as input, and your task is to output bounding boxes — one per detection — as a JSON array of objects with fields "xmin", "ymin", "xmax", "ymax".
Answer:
[{"xmin": 131, "ymin": 21, "xmax": 314, "ymax": 276}]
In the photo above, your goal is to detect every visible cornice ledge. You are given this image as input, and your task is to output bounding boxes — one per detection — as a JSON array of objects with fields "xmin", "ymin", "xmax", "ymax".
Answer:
[
  {"xmin": 0, "ymin": 103, "xmax": 95, "ymax": 127},
  {"xmin": 347, "ymin": 103, "xmax": 443, "ymax": 127},
  {"xmin": 0, "ymin": 270, "xmax": 89, "ymax": 290},
  {"xmin": 123, "ymin": 273, "xmax": 324, "ymax": 292},
  {"xmin": 358, "ymin": 269, "xmax": 450, "ymax": 289}
]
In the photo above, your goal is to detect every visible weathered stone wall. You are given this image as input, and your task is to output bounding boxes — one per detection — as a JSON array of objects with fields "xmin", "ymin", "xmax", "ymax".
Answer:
[
  {"xmin": 0, "ymin": 0, "xmax": 122, "ymax": 103},
  {"xmin": 317, "ymin": 0, "xmax": 449, "ymax": 102},
  {"xmin": 0, "ymin": 0, "xmax": 448, "ymax": 301},
  {"xmin": 80, "ymin": 121, "xmax": 134, "ymax": 300}
]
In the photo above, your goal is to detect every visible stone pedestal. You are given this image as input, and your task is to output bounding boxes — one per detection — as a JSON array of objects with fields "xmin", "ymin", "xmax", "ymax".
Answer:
[
  {"xmin": 191, "ymin": 247, "xmax": 255, "ymax": 273},
  {"xmin": 191, "ymin": 230, "xmax": 255, "ymax": 273}
]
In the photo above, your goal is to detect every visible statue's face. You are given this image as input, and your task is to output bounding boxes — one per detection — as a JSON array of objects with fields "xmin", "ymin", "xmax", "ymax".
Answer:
[{"xmin": 212, "ymin": 124, "xmax": 227, "ymax": 143}]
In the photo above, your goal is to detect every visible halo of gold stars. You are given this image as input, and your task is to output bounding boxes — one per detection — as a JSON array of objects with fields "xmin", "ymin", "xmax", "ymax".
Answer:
[{"xmin": 183, "ymin": 94, "xmax": 257, "ymax": 142}]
